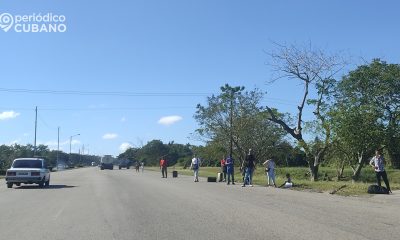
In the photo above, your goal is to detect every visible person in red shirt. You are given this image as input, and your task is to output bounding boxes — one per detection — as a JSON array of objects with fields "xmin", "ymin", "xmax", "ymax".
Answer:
[
  {"xmin": 220, "ymin": 157, "xmax": 227, "ymax": 182},
  {"xmin": 160, "ymin": 158, "xmax": 168, "ymax": 178}
]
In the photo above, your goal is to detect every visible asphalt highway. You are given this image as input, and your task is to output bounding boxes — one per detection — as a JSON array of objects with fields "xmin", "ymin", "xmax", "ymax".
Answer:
[{"xmin": 1, "ymin": 167, "xmax": 399, "ymax": 240}]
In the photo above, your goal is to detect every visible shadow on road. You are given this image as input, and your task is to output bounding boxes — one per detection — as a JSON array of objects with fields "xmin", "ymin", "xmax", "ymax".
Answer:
[{"xmin": 15, "ymin": 185, "xmax": 77, "ymax": 189}]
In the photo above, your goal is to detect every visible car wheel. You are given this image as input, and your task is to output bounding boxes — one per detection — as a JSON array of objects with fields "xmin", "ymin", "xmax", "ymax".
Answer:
[
  {"xmin": 127, "ymin": 166, "xmax": 130, "ymax": 169},
  {"xmin": 100, "ymin": 167, "xmax": 104, "ymax": 170},
  {"xmin": 7, "ymin": 183, "xmax": 13, "ymax": 188},
  {"xmin": 16, "ymin": 183, "xmax": 21, "ymax": 186},
  {"xmin": 119, "ymin": 166, "xmax": 121, "ymax": 170}
]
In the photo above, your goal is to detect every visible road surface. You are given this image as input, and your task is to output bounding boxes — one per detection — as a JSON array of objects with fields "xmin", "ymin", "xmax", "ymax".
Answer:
[{"xmin": 1, "ymin": 167, "xmax": 399, "ymax": 240}]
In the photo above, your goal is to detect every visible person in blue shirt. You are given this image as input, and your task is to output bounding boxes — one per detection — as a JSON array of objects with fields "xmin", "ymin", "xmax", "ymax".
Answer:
[{"xmin": 225, "ymin": 155, "xmax": 235, "ymax": 185}]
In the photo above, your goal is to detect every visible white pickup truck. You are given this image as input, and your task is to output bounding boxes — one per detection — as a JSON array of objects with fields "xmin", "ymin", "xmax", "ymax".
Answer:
[{"xmin": 5, "ymin": 158, "xmax": 51, "ymax": 188}]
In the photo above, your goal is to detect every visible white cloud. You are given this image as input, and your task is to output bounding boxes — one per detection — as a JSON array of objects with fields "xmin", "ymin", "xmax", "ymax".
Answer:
[
  {"xmin": 44, "ymin": 141, "xmax": 58, "ymax": 146},
  {"xmin": 10, "ymin": 139, "xmax": 20, "ymax": 145},
  {"xmin": 158, "ymin": 115, "xmax": 183, "ymax": 126},
  {"xmin": 121, "ymin": 117, "xmax": 126, "ymax": 122},
  {"xmin": 71, "ymin": 139, "xmax": 81, "ymax": 145},
  {"xmin": 0, "ymin": 111, "xmax": 20, "ymax": 120},
  {"xmin": 103, "ymin": 133, "xmax": 118, "ymax": 140},
  {"xmin": 119, "ymin": 142, "xmax": 133, "ymax": 152}
]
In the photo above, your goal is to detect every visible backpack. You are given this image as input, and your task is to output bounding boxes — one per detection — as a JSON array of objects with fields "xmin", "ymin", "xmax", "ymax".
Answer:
[
  {"xmin": 367, "ymin": 185, "xmax": 389, "ymax": 194},
  {"xmin": 192, "ymin": 163, "xmax": 199, "ymax": 170}
]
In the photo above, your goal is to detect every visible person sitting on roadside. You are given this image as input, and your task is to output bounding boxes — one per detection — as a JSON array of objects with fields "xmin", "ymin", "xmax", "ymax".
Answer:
[{"xmin": 279, "ymin": 173, "xmax": 293, "ymax": 188}]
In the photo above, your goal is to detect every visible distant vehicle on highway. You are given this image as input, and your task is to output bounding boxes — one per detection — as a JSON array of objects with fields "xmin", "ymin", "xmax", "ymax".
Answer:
[
  {"xmin": 118, "ymin": 159, "xmax": 131, "ymax": 169},
  {"xmin": 5, "ymin": 158, "xmax": 51, "ymax": 188},
  {"xmin": 100, "ymin": 155, "xmax": 114, "ymax": 170}
]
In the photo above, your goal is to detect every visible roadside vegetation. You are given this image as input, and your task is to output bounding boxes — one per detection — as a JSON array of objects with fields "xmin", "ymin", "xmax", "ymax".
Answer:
[{"xmin": 148, "ymin": 166, "xmax": 400, "ymax": 196}]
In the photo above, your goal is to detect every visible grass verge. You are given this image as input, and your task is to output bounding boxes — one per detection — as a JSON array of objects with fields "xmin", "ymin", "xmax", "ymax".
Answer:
[{"xmin": 147, "ymin": 166, "xmax": 400, "ymax": 196}]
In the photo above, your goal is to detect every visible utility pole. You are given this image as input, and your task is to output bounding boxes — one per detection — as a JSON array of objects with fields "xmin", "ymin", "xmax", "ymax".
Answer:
[
  {"xmin": 34, "ymin": 106, "xmax": 38, "ymax": 157},
  {"xmin": 229, "ymin": 90, "xmax": 233, "ymax": 158},
  {"xmin": 57, "ymin": 127, "xmax": 60, "ymax": 170}
]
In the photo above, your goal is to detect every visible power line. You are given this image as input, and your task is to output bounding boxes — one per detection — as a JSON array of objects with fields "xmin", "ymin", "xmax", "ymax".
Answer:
[
  {"xmin": 0, "ymin": 106, "xmax": 196, "ymax": 111},
  {"xmin": 0, "ymin": 87, "xmax": 299, "ymax": 105},
  {"xmin": 0, "ymin": 87, "xmax": 212, "ymax": 97}
]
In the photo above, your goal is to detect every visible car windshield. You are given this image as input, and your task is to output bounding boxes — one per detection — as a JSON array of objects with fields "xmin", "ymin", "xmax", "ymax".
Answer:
[{"xmin": 12, "ymin": 160, "xmax": 42, "ymax": 168}]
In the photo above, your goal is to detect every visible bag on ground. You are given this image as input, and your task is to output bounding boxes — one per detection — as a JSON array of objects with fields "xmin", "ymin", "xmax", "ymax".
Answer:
[{"xmin": 367, "ymin": 185, "xmax": 389, "ymax": 194}]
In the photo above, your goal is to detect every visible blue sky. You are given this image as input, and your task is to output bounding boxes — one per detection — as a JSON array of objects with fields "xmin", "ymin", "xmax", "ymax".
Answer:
[{"xmin": 1, "ymin": 0, "xmax": 399, "ymax": 156}]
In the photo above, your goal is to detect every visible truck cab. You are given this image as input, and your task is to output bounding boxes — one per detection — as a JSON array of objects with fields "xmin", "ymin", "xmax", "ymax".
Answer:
[{"xmin": 100, "ymin": 155, "xmax": 114, "ymax": 170}]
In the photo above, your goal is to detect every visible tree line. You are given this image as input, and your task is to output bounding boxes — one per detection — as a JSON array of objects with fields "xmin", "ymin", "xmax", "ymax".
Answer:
[
  {"xmin": 0, "ymin": 144, "xmax": 100, "ymax": 174},
  {"xmin": 117, "ymin": 139, "xmax": 306, "ymax": 168}
]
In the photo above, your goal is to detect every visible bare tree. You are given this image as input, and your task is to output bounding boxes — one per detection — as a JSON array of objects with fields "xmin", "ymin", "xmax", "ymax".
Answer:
[{"xmin": 266, "ymin": 42, "xmax": 346, "ymax": 181}]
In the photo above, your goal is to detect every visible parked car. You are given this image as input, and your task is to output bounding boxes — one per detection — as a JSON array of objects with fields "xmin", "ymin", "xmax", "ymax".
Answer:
[
  {"xmin": 118, "ymin": 159, "xmax": 131, "ymax": 169},
  {"xmin": 5, "ymin": 158, "xmax": 51, "ymax": 188}
]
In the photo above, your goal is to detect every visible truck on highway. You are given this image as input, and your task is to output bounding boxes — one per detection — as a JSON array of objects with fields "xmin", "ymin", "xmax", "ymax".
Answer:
[{"xmin": 100, "ymin": 155, "xmax": 114, "ymax": 170}]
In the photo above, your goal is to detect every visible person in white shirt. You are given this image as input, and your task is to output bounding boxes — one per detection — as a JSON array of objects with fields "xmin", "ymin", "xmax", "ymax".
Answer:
[
  {"xmin": 263, "ymin": 158, "xmax": 276, "ymax": 187},
  {"xmin": 190, "ymin": 155, "xmax": 201, "ymax": 182},
  {"xmin": 369, "ymin": 149, "xmax": 391, "ymax": 193},
  {"xmin": 140, "ymin": 162, "xmax": 144, "ymax": 173}
]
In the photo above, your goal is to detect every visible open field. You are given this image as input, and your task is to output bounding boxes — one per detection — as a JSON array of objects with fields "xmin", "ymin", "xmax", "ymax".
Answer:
[{"xmin": 148, "ymin": 166, "xmax": 400, "ymax": 196}]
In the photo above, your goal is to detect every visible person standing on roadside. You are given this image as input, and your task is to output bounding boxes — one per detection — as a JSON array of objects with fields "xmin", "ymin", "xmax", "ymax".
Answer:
[
  {"xmin": 140, "ymin": 162, "xmax": 144, "ymax": 173},
  {"xmin": 369, "ymin": 149, "xmax": 392, "ymax": 193},
  {"xmin": 225, "ymin": 155, "xmax": 235, "ymax": 185},
  {"xmin": 190, "ymin": 155, "xmax": 201, "ymax": 182},
  {"xmin": 242, "ymin": 149, "xmax": 255, "ymax": 187},
  {"xmin": 220, "ymin": 156, "xmax": 227, "ymax": 182},
  {"xmin": 160, "ymin": 157, "xmax": 168, "ymax": 178},
  {"xmin": 135, "ymin": 161, "xmax": 140, "ymax": 172},
  {"xmin": 263, "ymin": 157, "xmax": 276, "ymax": 187}
]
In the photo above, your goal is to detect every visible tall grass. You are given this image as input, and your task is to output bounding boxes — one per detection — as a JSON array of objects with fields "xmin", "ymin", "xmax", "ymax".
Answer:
[{"xmin": 153, "ymin": 166, "xmax": 400, "ymax": 196}]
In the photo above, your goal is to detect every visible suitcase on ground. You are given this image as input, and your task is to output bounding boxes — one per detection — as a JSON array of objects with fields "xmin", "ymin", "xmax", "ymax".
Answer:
[
  {"xmin": 367, "ymin": 185, "xmax": 389, "ymax": 194},
  {"xmin": 207, "ymin": 177, "xmax": 217, "ymax": 182},
  {"xmin": 172, "ymin": 171, "xmax": 178, "ymax": 178}
]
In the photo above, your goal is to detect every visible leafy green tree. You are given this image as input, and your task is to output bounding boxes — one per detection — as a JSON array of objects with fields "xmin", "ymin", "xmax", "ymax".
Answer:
[
  {"xmin": 329, "ymin": 103, "xmax": 383, "ymax": 180},
  {"xmin": 118, "ymin": 140, "xmax": 194, "ymax": 166},
  {"xmin": 336, "ymin": 59, "xmax": 400, "ymax": 168},
  {"xmin": 195, "ymin": 84, "xmax": 287, "ymax": 165}
]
